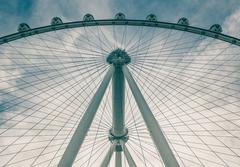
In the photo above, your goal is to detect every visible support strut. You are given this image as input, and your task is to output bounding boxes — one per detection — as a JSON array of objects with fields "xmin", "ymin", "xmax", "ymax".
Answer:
[
  {"xmin": 100, "ymin": 143, "xmax": 116, "ymax": 167},
  {"xmin": 123, "ymin": 65, "xmax": 180, "ymax": 167},
  {"xmin": 115, "ymin": 151, "xmax": 122, "ymax": 167},
  {"xmin": 121, "ymin": 141, "xmax": 137, "ymax": 167},
  {"xmin": 58, "ymin": 67, "xmax": 114, "ymax": 167}
]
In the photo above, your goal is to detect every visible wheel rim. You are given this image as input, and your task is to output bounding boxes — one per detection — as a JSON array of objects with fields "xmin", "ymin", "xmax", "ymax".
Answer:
[{"xmin": 0, "ymin": 21, "xmax": 240, "ymax": 166}]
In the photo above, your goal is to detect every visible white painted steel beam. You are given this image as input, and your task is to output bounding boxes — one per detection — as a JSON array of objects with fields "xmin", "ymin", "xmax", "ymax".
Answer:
[
  {"xmin": 121, "ymin": 142, "xmax": 137, "ymax": 167},
  {"xmin": 58, "ymin": 66, "xmax": 114, "ymax": 167},
  {"xmin": 122, "ymin": 65, "xmax": 179, "ymax": 167},
  {"xmin": 115, "ymin": 151, "xmax": 122, "ymax": 167},
  {"xmin": 100, "ymin": 143, "xmax": 115, "ymax": 167}
]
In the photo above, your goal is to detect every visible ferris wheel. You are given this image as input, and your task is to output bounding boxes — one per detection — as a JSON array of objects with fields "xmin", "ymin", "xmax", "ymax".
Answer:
[{"xmin": 0, "ymin": 13, "xmax": 240, "ymax": 167}]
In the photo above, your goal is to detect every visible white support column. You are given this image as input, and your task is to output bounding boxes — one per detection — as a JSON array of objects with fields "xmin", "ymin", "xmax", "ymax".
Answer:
[
  {"xmin": 122, "ymin": 66, "xmax": 180, "ymax": 167},
  {"xmin": 121, "ymin": 142, "xmax": 137, "ymax": 167},
  {"xmin": 115, "ymin": 151, "xmax": 122, "ymax": 167},
  {"xmin": 58, "ymin": 66, "xmax": 114, "ymax": 167},
  {"xmin": 100, "ymin": 143, "xmax": 115, "ymax": 167},
  {"xmin": 112, "ymin": 65, "xmax": 126, "ymax": 136}
]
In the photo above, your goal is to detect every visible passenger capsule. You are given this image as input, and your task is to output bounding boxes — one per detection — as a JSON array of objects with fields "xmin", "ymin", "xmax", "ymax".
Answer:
[
  {"xmin": 115, "ymin": 13, "xmax": 126, "ymax": 20},
  {"xmin": 51, "ymin": 17, "xmax": 63, "ymax": 25},
  {"xmin": 177, "ymin": 17, "xmax": 189, "ymax": 26},
  {"xmin": 146, "ymin": 14, "xmax": 157, "ymax": 21},
  {"xmin": 18, "ymin": 23, "xmax": 31, "ymax": 32},
  {"xmin": 210, "ymin": 24, "xmax": 222, "ymax": 33},
  {"xmin": 83, "ymin": 14, "xmax": 94, "ymax": 21}
]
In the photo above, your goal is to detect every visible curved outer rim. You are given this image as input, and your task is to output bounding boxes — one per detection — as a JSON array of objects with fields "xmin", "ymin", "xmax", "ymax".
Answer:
[{"xmin": 0, "ymin": 19, "xmax": 240, "ymax": 46}]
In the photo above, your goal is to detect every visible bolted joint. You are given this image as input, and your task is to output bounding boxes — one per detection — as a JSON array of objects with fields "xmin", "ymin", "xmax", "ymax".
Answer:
[
  {"xmin": 108, "ymin": 128, "xmax": 129, "ymax": 144},
  {"xmin": 109, "ymin": 129, "xmax": 129, "ymax": 152},
  {"xmin": 107, "ymin": 49, "xmax": 131, "ymax": 66}
]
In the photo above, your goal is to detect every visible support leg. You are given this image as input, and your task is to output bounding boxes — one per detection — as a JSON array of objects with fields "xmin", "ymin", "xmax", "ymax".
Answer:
[
  {"xmin": 58, "ymin": 67, "xmax": 114, "ymax": 167},
  {"xmin": 121, "ymin": 142, "xmax": 137, "ymax": 167},
  {"xmin": 100, "ymin": 143, "xmax": 115, "ymax": 167},
  {"xmin": 122, "ymin": 66, "xmax": 179, "ymax": 167},
  {"xmin": 115, "ymin": 151, "xmax": 122, "ymax": 167}
]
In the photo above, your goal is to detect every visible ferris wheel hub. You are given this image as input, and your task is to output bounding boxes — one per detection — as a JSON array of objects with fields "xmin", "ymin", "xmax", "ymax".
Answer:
[
  {"xmin": 108, "ymin": 128, "xmax": 129, "ymax": 143},
  {"xmin": 107, "ymin": 48, "xmax": 131, "ymax": 65},
  {"xmin": 108, "ymin": 128, "xmax": 129, "ymax": 152}
]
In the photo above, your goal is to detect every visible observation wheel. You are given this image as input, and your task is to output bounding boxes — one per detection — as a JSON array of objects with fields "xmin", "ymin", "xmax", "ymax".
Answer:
[{"xmin": 0, "ymin": 13, "xmax": 240, "ymax": 167}]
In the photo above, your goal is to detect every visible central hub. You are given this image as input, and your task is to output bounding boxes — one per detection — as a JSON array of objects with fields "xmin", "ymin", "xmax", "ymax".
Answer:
[
  {"xmin": 107, "ymin": 49, "xmax": 131, "ymax": 65},
  {"xmin": 109, "ymin": 129, "xmax": 129, "ymax": 152},
  {"xmin": 108, "ymin": 128, "xmax": 129, "ymax": 143}
]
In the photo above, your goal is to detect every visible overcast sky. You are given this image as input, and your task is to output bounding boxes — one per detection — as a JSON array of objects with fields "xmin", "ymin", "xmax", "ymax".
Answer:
[
  {"xmin": 0, "ymin": 0, "xmax": 240, "ymax": 37},
  {"xmin": 0, "ymin": 1, "xmax": 240, "ymax": 166}
]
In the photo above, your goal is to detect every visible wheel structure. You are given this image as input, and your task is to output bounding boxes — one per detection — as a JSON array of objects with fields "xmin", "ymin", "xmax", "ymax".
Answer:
[{"xmin": 0, "ymin": 13, "xmax": 240, "ymax": 167}]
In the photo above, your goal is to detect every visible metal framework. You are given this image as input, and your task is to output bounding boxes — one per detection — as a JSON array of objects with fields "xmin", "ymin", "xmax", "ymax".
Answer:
[
  {"xmin": 1, "ymin": 19, "xmax": 240, "ymax": 46},
  {"xmin": 57, "ymin": 48, "xmax": 179, "ymax": 166},
  {"xmin": 57, "ymin": 46, "xmax": 180, "ymax": 166},
  {"xmin": 0, "ymin": 14, "xmax": 240, "ymax": 167},
  {"xmin": 58, "ymin": 67, "xmax": 114, "ymax": 167}
]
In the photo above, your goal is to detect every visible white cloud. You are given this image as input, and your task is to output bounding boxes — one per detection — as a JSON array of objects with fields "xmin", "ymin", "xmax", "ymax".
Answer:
[
  {"xmin": 0, "ymin": 1, "xmax": 240, "ymax": 166},
  {"xmin": 0, "ymin": 47, "xmax": 22, "ymax": 91},
  {"xmin": 27, "ymin": 0, "xmax": 113, "ymax": 29},
  {"xmin": 223, "ymin": 7, "xmax": 240, "ymax": 38}
]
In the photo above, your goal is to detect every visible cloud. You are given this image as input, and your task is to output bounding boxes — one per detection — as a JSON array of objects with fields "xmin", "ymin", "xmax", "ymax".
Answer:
[
  {"xmin": 223, "ymin": 7, "xmax": 240, "ymax": 38},
  {"xmin": 28, "ymin": 0, "xmax": 114, "ymax": 28},
  {"xmin": 0, "ymin": 1, "xmax": 240, "ymax": 166}
]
